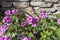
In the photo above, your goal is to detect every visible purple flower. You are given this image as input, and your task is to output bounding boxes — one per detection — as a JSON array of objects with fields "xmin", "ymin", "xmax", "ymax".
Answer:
[
  {"xmin": 31, "ymin": 17, "xmax": 39, "ymax": 27},
  {"xmin": 22, "ymin": 37, "xmax": 31, "ymax": 40},
  {"xmin": 0, "ymin": 35, "xmax": 11, "ymax": 40},
  {"xmin": 2, "ymin": 16, "xmax": 12, "ymax": 26},
  {"xmin": 27, "ymin": 16, "xmax": 32, "ymax": 22},
  {"xmin": 12, "ymin": 9, "xmax": 18, "ymax": 14},
  {"xmin": 5, "ymin": 10, "xmax": 12, "ymax": 15},
  {"xmin": 0, "ymin": 25, "xmax": 7, "ymax": 35},
  {"xmin": 57, "ymin": 19, "xmax": 60, "ymax": 24},
  {"xmin": 21, "ymin": 21, "xmax": 26, "ymax": 27},
  {"xmin": 18, "ymin": 34, "xmax": 31, "ymax": 40},
  {"xmin": 39, "ymin": 11, "xmax": 46, "ymax": 18},
  {"xmin": 26, "ymin": 16, "xmax": 38, "ymax": 27},
  {"xmin": 18, "ymin": 34, "xmax": 23, "ymax": 39},
  {"xmin": 32, "ymin": 17, "xmax": 39, "ymax": 23},
  {"xmin": 7, "ymin": 21, "xmax": 12, "ymax": 26}
]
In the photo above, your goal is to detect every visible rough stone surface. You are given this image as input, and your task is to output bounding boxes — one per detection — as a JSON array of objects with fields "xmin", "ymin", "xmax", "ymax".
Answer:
[
  {"xmin": 40, "ymin": 8, "xmax": 56, "ymax": 13},
  {"xmin": 1, "ymin": 2, "xmax": 12, "ymax": 7},
  {"xmin": 57, "ymin": 7, "xmax": 60, "ymax": 11},
  {"xmin": 54, "ymin": 4, "xmax": 60, "ymax": 7},
  {"xmin": 54, "ymin": 4, "xmax": 60, "ymax": 11},
  {"xmin": 13, "ymin": 0, "xmax": 29, "ymax": 2},
  {"xmin": 22, "ymin": 7, "xmax": 37, "ymax": 17},
  {"xmin": 31, "ymin": 0, "xmax": 43, "ymax": 2},
  {"xmin": 1, "ymin": 0, "xmax": 60, "ymax": 17},
  {"xmin": 30, "ymin": 2, "xmax": 52, "ymax": 7},
  {"xmin": 59, "ymin": 1, "xmax": 60, "ymax": 3},
  {"xmin": 13, "ymin": 2, "xmax": 29, "ymax": 8},
  {"xmin": 33, "ymin": 7, "xmax": 40, "ymax": 13},
  {"xmin": 30, "ymin": 2, "xmax": 45, "ymax": 7},
  {"xmin": 45, "ymin": 0, "xmax": 59, "ymax": 3}
]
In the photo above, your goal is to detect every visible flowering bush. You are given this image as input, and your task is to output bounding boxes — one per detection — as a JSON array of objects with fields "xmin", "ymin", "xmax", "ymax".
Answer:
[{"xmin": 0, "ymin": 9, "xmax": 60, "ymax": 40}]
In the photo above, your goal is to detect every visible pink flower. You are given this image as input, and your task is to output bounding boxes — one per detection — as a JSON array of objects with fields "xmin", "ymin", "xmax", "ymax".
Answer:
[
  {"xmin": 21, "ymin": 21, "xmax": 26, "ymax": 27},
  {"xmin": 12, "ymin": 9, "xmax": 18, "ymax": 14},
  {"xmin": 5, "ymin": 10, "xmax": 12, "ymax": 15},
  {"xmin": 0, "ymin": 25, "xmax": 7, "ymax": 35},
  {"xmin": 27, "ymin": 21, "xmax": 32, "ymax": 25},
  {"xmin": 2, "ymin": 16, "xmax": 12, "ymax": 26},
  {"xmin": 0, "ymin": 25, "xmax": 7, "ymax": 31},
  {"xmin": 2, "ymin": 16, "xmax": 11, "ymax": 22},
  {"xmin": 39, "ymin": 10, "xmax": 46, "ymax": 18},
  {"xmin": 0, "ymin": 30, "xmax": 3, "ymax": 35},
  {"xmin": 32, "ymin": 23, "xmax": 37, "ymax": 27},
  {"xmin": 57, "ymin": 19, "xmax": 60, "ymax": 24},
  {"xmin": 27, "ymin": 16, "xmax": 33, "ymax": 25},
  {"xmin": 27, "ymin": 16, "xmax": 32, "ymax": 22},
  {"xmin": 0, "ymin": 35, "xmax": 11, "ymax": 40},
  {"xmin": 1, "ymin": 35, "xmax": 8, "ymax": 40}
]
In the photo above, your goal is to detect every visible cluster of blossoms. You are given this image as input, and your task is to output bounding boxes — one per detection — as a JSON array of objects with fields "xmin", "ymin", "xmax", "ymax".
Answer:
[
  {"xmin": 1, "ymin": 9, "xmax": 60, "ymax": 40},
  {"xmin": 5, "ymin": 9, "xmax": 18, "ymax": 15},
  {"xmin": 20, "ymin": 17, "xmax": 39, "ymax": 27},
  {"xmin": 3, "ymin": 9, "xmax": 47, "ymax": 28},
  {"xmin": 18, "ymin": 34, "xmax": 31, "ymax": 40},
  {"xmin": 2, "ymin": 9, "xmax": 18, "ymax": 26},
  {"xmin": 27, "ymin": 16, "xmax": 39, "ymax": 27},
  {"xmin": 0, "ymin": 9, "xmax": 18, "ymax": 40},
  {"xmin": 21, "ymin": 10, "xmax": 47, "ymax": 27},
  {"xmin": 39, "ymin": 10, "xmax": 60, "ymax": 25}
]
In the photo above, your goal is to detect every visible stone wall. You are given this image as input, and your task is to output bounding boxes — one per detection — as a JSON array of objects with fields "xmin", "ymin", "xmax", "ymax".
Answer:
[{"xmin": 1, "ymin": 0, "xmax": 60, "ymax": 17}]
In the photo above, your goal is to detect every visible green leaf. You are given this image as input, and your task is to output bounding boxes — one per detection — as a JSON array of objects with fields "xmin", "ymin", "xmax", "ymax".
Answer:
[
  {"xmin": 12, "ymin": 16, "xmax": 18, "ymax": 24},
  {"xmin": 29, "ymin": 32, "xmax": 34, "ymax": 37},
  {"xmin": 55, "ymin": 28, "xmax": 60, "ymax": 38},
  {"xmin": 56, "ymin": 13, "xmax": 60, "ymax": 18},
  {"xmin": 12, "ymin": 33, "xmax": 16, "ymax": 37},
  {"xmin": 49, "ymin": 26, "xmax": 56, "ymax": 30},
  {"xmin": 7, "ymin": 32, "xmax": 16, "ymax": 37}
]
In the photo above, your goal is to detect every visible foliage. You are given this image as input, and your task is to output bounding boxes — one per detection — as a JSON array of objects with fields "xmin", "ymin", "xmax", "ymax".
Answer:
[{"xmin": 0, "ymin": 9, "xmax": 60, "ymax": 40}]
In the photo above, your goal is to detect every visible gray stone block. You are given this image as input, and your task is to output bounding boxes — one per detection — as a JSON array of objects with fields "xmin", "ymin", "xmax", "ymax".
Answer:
[
  {"xmin": 54, "ymin": 4, "xmax": 60, "ymax": 11},
  {"xmin": 13, "ymin": 2, "xmax": 29, "ymax": 8},
  {"xmin": 40, "ymin": 8, "xmax": 56, "ymax": 13},
  {"xmin": 30, "ymin": 2, "xmax": 46, "ymax": 6},
  {"xmin": 30, "ymin": 2, "xmax": 52, "ymax": 7},
  {"xmin": 13, "ymin": 0, "xmax": 29, "ymax": 2},
  {"xmin": 45, "ymin": 0, "xmax": 58, "ymax": 3},
  {"xmin": 1, "ymin": 2, "xmax": 12, "ymax": 7},
  {"xmin": 31, "ymin": 0, "xmax": 42, "ymax": 2}
]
